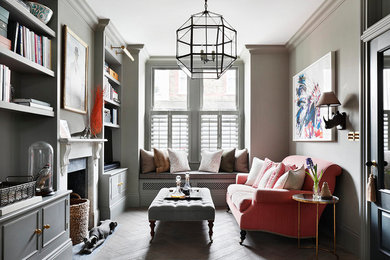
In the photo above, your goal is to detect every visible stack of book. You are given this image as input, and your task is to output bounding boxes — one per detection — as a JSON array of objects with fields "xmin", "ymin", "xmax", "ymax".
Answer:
[
  {"xmin": 13, "ymin": 98, "xmax": 53, "ymax": 111},
  {"xmin": 8, "ymin": 22, "xmax": 52, "ymax": 69},
  {"xmin": 0, "ymin": 6, "xmax": 11, "ymax": 50},
  {"xmin": 0, "ymin": 64, "xmax": 11, "ymax": 102}
]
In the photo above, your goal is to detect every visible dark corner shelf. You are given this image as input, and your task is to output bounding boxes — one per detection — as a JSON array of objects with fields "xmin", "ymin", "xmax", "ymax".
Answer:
[
  {"xmin": 2, "ymin": 0, "xmax": 56, "ymax": 38},
  {"xmin": 104, "ymin": 46, "xmax": 121, "ymax": 66},
  {"xmin": 0, "ymin": 101, "xmax": 54, "ymax": 117},
  {"xmin": 0, "ymin": 46, "xmax": 55, "ymax": 76}
]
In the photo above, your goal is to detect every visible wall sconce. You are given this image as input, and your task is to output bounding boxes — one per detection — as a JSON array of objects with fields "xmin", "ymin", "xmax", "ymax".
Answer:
[
  {"xmin": 316, "ymin": 91, "xmax": 346, "ymax": 130},
  {"xmin": 111, "ymin": 45, "xmax": 134, "ymax": 61}
]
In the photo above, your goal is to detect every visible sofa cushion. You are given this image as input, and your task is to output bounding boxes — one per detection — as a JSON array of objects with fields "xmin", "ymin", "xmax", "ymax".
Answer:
[
  {"xmin": 231, "ymin": 191, "xmax": 253, "ymax": 212},
  {"xmin": 219, "ymin": 148, "xmax": 236, "ymax": 172},
  {"xmin": 252, "ymin": 158, "xmax": 274, "ymax": 188},
  {"xmin": 199, "ymin": 150, "xmax": 223, "ymax": 173},
  {"xmin": 245, "ymin": 157, "xmax": 264, "ymax": 186},
  {"xmin": 234, "ymin": 148, "xmax": 249, "ymax": 173},
  {"xmin": 140, "ymin": 149, "xmax": 155, "ymax": 174},
  {"xmin": 153, "ymin": 148, "xmax": 170, "ymax": 173},
  {"xmin": 227, "ymin": 184, "xmax": 256, "ymax": 196},
  {"xmin": 265, "ymin": 164, "xmax": 296, "ymax": 189},
  {"xmin": 257, "ymin": 163, "xmax": 284, "ymax": 189},
  {"xmin": 168, "ymin": 149, "xmax": 190, "ymax": 173},
  {"xmin": 274, "ymin": 165, "xmax": 305, "ymax": 190}
]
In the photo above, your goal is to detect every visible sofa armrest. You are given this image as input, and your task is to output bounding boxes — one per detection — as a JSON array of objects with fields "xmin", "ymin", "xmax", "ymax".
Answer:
[
  {"xmin": 236, "ymin": 174, "xmax": 249, "ymax": 184},
  {"xmin": 254, "ymin": 189, "xmax": 312, "ymax": 204}
]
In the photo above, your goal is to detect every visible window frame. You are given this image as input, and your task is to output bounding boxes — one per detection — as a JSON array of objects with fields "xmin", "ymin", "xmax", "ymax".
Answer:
[{"xmin": 145, "ymin": 58, "xmax": 244, "ymax": 164}]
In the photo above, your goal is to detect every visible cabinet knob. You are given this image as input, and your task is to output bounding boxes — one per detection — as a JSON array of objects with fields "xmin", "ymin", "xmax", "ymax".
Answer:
[
  {"xmin": 35, "ymin": 229, "xmax": 42, "ymax": 234},
  {"xmin": 44, "ymin": 224, "xmax": 51, "ymax": 229}
]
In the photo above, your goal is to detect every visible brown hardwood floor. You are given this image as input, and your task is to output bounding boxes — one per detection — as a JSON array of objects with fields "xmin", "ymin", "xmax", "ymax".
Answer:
[{"xmin": 92, "ymin": 208, "xmax": 357, "ymax": 260}]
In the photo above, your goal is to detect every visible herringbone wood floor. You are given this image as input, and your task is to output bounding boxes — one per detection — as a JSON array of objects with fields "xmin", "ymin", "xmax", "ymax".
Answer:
[{"xmin": 91, "ymin": 208, "xmax": 357, "ymax": 260}]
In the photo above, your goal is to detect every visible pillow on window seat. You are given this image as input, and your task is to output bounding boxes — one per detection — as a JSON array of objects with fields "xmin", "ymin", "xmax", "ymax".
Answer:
[
  {"xmin": 153, "ymin": 148, "xmax": 170, "ymax": 173},
  {"xmin": 219, "ymin": 148, "xmax": 235, "ymax": 172},
  {"xmin": 168, "ymin": 148, "xmax": 190, "ymax": 173},
  {"xmin": 199, "ymin": 150, "xmax": 223, "ymax": 173},
  {"xmin": 140, "ymin": 149, "xmax": 155, "ymax": 174},
  {"xmin": 234, "ymin": 148, "xmax": 249, "ymax": 173}
]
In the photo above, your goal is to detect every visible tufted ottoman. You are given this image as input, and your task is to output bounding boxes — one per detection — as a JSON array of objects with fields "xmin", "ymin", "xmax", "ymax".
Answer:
[{"xmin": 148, "ymin": 187, "xmax": 215, "ymax": 242}]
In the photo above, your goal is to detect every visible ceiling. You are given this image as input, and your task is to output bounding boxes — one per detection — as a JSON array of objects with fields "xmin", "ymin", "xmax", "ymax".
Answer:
[{"xmin": 85, "ymin": 0, "xmax": 325, "ymax": 56}]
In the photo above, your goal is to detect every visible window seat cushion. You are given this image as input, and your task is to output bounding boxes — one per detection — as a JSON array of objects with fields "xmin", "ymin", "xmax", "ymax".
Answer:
[{"xmin": 139, "ymin": 171, "xmax": 238, "ymax": 179}]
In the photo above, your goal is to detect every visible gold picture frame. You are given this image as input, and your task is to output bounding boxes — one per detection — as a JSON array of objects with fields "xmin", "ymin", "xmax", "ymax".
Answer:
[{"xmin": 62, "ymin": 25, "xmax": 89, "ymax": 114}]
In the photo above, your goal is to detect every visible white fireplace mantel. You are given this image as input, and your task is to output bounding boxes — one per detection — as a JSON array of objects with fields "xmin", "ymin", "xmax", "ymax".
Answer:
[{"xmin": 59, "ymin": 138, "xmax": 106, "ymax": 227}]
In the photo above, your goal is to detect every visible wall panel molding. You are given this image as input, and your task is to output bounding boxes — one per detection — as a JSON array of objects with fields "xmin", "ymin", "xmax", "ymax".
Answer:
[{"xmin": 286, "ymin": 0, "xmax": 346, "ymax": 51}]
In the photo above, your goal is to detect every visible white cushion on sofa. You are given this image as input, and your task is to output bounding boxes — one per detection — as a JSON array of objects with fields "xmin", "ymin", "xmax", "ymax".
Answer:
[
  {"xmin": 199, "ymin": 150, "xmax": 223, "ymax": 173},
  {"xmin": 227, "ymin": 184, "xmax": 256, "ymax": 196},
  {"xmin": 245, "ymin": 157, "xmax": 264, "ymax": 186},
  {"xmin": 274, "ymin": 165, "xmax": 305, "ymax": 190},
  {"xmin": 231, "ymin": 191, "xmax": 253, "ymax": 212}
]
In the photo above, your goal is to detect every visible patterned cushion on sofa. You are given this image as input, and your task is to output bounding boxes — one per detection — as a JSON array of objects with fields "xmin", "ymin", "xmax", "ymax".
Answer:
[{"xmin": 231, "ymin": 191, "xmax": 253, "ymax": 212}]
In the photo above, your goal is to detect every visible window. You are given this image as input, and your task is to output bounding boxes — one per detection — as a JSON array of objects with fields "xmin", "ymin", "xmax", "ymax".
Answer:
[
  {"xmin": 146, "ymin": 63, "xmax": 243, "ymax": 162},
  {"xmin": 153, "ymin": 69, "xmax": 187, "ymax": 110}
]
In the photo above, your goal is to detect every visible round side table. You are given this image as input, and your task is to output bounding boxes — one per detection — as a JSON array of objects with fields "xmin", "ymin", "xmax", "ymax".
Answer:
[{"xmin": 292, "ymin": 193, "xmax": 339, "ymax": 259}]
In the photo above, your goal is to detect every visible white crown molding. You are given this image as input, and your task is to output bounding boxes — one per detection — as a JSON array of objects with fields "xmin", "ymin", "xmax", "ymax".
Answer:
[
  {"xmin": 67, "ymin": 0, "xmax": 127, "ymax": 46},
  {"xmin": 286, "ymin": 0, "xmax": 346, "ymax": 51},
  {"xmin": 361, "ymin": 14, "xmax": 390, "ymax": 42},
  {"xmin": 245, "ymin": 45, "xmax": 288, "ymax": 54}
]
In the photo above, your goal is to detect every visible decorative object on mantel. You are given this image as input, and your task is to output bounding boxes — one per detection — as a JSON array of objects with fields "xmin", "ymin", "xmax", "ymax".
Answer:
[
  {"xmin": 305, "ymin": 158, "xmax": 324, "ymax": 200},
  {"xmin": 71, "ymin": 127, "xmax": 91, "ymax": 139},
  {"xmin": 293, "ymin": 52, "xmax": 335, "ymax": 142},
  {"xmin": 63, "ymin": 25, "xmax": 89, "ymax": 114},
  {"xmin": 80, "ymin": 219, "xmax": 117, "ymax": 254},
  {"xmin": 70, "ymin": 193, "xmax": 90, "ymax": 245},
  {"xmin": 176, "ymin": 0, "xmax": 237, "ymax": 79},
  {"xmin": 28, "ymin": 141, "xmax": 55, "ymax": 196},
  {"xmin": 316, "ymin": 91, "xmax": 347, "ymax": 130},
  {"xmin": 320, "ymin": 182, "xmax": 333, "ymax": 200},
  {"xmin": 91, "ymin": 87, "xmax": 104, "ymax": 137},
  {"xmin": 28, "ymin": 2, "xmax": 53, "ymax": 24}
]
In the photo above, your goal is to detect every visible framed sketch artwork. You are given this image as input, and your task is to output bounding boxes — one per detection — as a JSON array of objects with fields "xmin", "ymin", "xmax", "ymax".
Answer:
[
  {"xmin": 292, "ymin": 52, "xmax": 335, "ymax": 142},
  {"xmin": 63, "ymin": 25, "xmax": 88, "ymax": 114}
]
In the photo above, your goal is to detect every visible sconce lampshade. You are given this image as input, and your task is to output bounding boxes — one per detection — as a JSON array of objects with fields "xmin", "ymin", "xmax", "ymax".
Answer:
[{"xmin": 316, "ymin": 91, "xmax": 341, "ymax": 107}]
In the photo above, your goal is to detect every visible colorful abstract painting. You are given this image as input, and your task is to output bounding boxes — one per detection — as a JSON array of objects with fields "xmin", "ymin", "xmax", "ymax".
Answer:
[{"xmin": 293, "ymin": 52, "xmax": 334, "ymax": 141}]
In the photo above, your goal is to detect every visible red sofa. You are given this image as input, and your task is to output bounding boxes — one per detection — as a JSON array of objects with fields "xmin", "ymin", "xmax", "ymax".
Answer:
[{"xmin": 226, "ymin": 155, "xmax": 342, "ymax": 244}]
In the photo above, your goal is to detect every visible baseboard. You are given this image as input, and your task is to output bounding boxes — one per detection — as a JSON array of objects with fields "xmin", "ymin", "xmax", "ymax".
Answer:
[{"xmin": 337, "ymin": 224, "xmax": 360, "ymax": 257}]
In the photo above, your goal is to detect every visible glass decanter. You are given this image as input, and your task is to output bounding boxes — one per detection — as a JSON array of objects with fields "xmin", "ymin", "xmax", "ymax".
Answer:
[
  {"xmin": 171, "ymin": 176, "xmax": 185, "ymax": 198},
  {"xmin": 182, "ymin": 173, "xmax": 191, "ymax": 196}
]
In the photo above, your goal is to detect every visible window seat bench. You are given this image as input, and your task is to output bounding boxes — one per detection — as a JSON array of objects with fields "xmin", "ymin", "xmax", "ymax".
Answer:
[{"xmin": 139, "ymin": 172, "xmax": 239, "ymax": 206}]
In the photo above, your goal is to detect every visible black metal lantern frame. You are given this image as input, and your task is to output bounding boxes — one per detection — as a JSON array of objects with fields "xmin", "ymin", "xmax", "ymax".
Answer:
[{"xmin": 176, "ymin": 0, "xmax": 237, "ymax": 79}]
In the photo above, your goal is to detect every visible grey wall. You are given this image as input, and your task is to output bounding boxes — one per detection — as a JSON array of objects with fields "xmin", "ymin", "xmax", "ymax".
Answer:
[
  {"xmin": 246, "ymin": 46, "xmax": 290, "ymax": 163},
  {"xmin": 58, "ymin": 0, "xmax": 95, "ymax": 134},
  {"xmin": 288, "ymin": 0, "xmax": 361, "ymax": 253}
]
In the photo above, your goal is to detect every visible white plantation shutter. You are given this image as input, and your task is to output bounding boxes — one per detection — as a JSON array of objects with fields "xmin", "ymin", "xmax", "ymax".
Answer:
[
  {"xmin": 151, "ymin": 114, "xmax": 168, "ymax": 149},
  {"xmin": 201, "ymin": 114, "xmax": 219, "ymax": 151},
  {"xmin": 221, "ymin": 114, "xmax": 239, "ymax": 149},
  {"xmin": 171, "ymin": 114, "xmax": 189, "ymax": 153}
]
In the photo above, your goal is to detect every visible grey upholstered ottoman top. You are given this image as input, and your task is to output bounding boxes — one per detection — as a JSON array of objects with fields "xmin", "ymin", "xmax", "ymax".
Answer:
[{"xmin": 148, "ymin": 188, "xmax": 215, "ymax": 221}]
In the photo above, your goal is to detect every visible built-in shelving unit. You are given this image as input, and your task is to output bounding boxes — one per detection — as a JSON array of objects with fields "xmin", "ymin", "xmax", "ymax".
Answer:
[
  {"xmin": 1, "ymin": 0, "xmax": 56, "ymax": 37},
  {"xmin": 104, "ymin": 72, "xmax": 120, "ymax": 86},
  {"xmin": 0, "ymin": 46, "xmax": 55, "ymax": 76},
  {"xmin": 0, "ymin": 100, "xmax": 54, "ymax": 117},
  {"xmin": 104, "ymin": 98, "xmax": 120, "ymax": 107},
  {"xmin": 103, "ymin": 122, "xmax": 120, "ymax": 129},
  {"xmin": 104, "ymin": 46, "xmax": 121, "ymax": 65}
]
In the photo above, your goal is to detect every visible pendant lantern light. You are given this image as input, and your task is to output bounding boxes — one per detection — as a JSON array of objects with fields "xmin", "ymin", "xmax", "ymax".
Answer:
[{"xmin": 176, "ymin": 0, "xmax": 237, "ymax": 79}]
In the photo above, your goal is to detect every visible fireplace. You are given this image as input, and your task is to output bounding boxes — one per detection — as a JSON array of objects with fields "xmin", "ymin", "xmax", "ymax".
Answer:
[{"xmin": 67, "ymin": 158, "xmax": 88, "ymax": 199}]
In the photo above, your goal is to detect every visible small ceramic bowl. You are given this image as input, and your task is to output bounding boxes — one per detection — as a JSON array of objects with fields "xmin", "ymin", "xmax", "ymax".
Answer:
[{"xmin": 28, "ymin": 2, "xmax": 53, "ymax": 25}]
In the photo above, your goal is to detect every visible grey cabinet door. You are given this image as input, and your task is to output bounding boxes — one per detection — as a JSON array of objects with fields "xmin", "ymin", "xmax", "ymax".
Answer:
[
  {"xmin": 41, "ymin": 198, "xmax": 67, "ymax": 248},
  {"xmin": 3, "ymin": 210, "xmax": 40, "ymax": 260}
]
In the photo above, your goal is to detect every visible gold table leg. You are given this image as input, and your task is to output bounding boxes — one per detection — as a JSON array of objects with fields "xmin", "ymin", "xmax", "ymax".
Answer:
[
  {"xmin": 298, "ymin": 201, "xmax": 300, "ymax": 248},
  {"xmin": 316, "ymin": 203, "xmax": 319, "ymax": 260}
]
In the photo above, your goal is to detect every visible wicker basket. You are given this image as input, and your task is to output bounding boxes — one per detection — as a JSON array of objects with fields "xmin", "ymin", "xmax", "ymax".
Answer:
[{"xmin": 70, "ymin": 193, "xmax": 89, "ymax": 245}]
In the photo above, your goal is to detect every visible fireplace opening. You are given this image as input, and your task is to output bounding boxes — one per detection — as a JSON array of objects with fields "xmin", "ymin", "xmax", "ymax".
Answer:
[{"xmin": 67, "ymin": 158, "xmax": 88, "ymax": 198}]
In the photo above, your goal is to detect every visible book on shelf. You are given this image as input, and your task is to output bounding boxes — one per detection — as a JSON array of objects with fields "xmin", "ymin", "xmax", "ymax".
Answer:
[
  {"xmin": 7, "ymin": 22, "xmax": 51, "ymax": 69},
  {"xmin": 112, "ymin": 109, "xmax": 118, "ymax": 125},
  {"xmin": 0, "ymin": 64, "xmax": 11, "ymax": 102},
  {"xmin": 0, "ymin": 34, "xmax": 10, "ymax": 50},
  {"xmin": 13, "ymin": 98, "xmax": 50, "ymax": 107},
  {"xmin": 16, "ymin": 102, "xmax": 53, "ymax": 111}
]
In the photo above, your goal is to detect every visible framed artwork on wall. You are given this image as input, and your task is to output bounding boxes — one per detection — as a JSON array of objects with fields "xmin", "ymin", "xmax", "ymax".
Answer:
[
  {"xmin": 62, "ymin": 25, "xmax": 88, "ymax": 114},
  {"xmin": 292, "ymin": 51, "xmax": 335, "ymax": 142}
]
